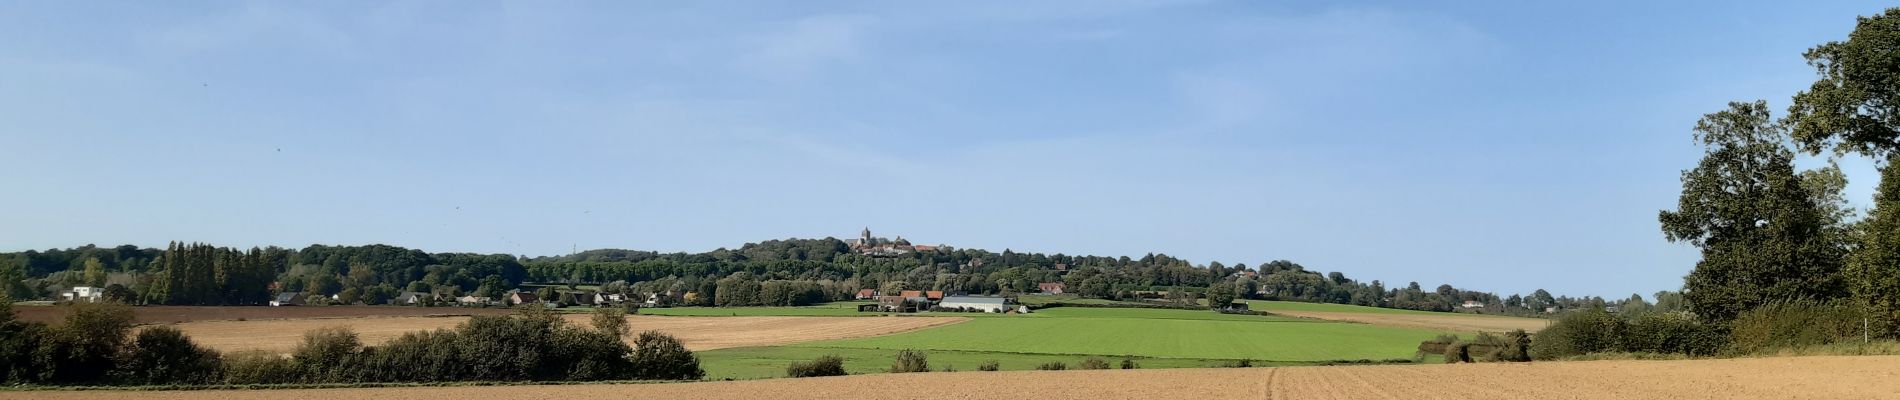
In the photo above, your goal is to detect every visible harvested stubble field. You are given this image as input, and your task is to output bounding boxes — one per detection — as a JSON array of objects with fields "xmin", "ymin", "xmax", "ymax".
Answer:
[
  {"xmin": 12, "ymin": 355, "xmax": 1897, "ymax": 400},
  {"xmin": 12, "ymin": 305, "xmax": 518, "ymax": 324},
  {"xmin": 168, "ymin": 315, "xmax": 967, "ymax": 354}
]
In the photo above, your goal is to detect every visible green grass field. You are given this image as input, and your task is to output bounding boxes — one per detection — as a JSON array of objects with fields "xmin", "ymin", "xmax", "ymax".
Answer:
[
  {"xmin": 693, "ymin": 306, "xmax": 1444, "ymax": 379},
  {"xmin": 695, "ymin": 346, "xmax": 1263, "ymax": 379},
  {"xmin": 803, "ymin": 311, "xmax": 1440, "ymax": 360},
  {"xmin": 630, "ymin": 302, "xmax": 1023, "ymax": 318},
  {"xmin": 1032, "ymin": 307, "xmax": 1304, "ymax": 322},
  {"xmin": 1014, "ymin": 294, "xmax": 1150, "ymax": 306}
]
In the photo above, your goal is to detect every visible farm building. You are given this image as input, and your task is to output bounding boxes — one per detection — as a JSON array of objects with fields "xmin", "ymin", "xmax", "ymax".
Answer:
[
  {"xmin": 457, "ymin": 295, "xmax": 492, "ymax": 306},
  {"xmin": 507, "ymin": 291, "xmax": 540, "ymax": 306},
  {"xmin": 855, "ymin": 289, "xmax": 877, "ymax": 300},
  {"xmin": 899, "ymin": 290, "xmax": 923, "ymax": 298},
  {"xmin": 573, "ymin": 291, "xmax": 596, "ymax": 306},
  {"xmin": 925, "ymin": 291, "xmax": 945, "ymax": 301},
  {"xmin": 876, "ymin": 295, "xmax": 929, "ymax": 313},
  {"xmin": 395, "ymin": 292, "xmax": 432, "ymax": 305},
  {"xmin": 1216, "ymin": 301, "xmax": 1249, "ymax": 312},
  {"xmin": 1461, "ymin": 300, "xmax": 1484, "ymax": 309},
  {"xmin": 938, "ymin": 296, "xmax": 1009, "ymax": 313},
  {"xmin": 594, "ymin": 292, "xmax": 625, "ymax": 305},
  {"xmin": 271, "ymin": 292, "xmax": 305, "ymax": 306},
  {"xmin": 62, "ymin": 286, "xmax": 103, "ymax": 302},
  {"xmin": 644, "ymin": 293, "xmax": 665, "ymax": 306},
  {"xmin": 1037, "ymin": 282, "xmax": 1065, "ymax": 295}
]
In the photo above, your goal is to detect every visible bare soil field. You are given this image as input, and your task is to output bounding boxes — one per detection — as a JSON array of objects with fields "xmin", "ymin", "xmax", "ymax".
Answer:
[
  {"xmin": 12, "ymin": 305, "xmax": 516, "ymax": 324},
  {"xmin": 11, "ymin": 355, "xmax": 1895, "ymax": 400},
  {"xmin": 168, "ymin": 314, "xmax": 968, "ymax": 354},
  {"xmin": 1272, "ymin": 310, "xmax": 1551, "ymax": 333},
  {"xmin": 11, "ymin": 355, "xmax": 1896, "ymax": 400}
]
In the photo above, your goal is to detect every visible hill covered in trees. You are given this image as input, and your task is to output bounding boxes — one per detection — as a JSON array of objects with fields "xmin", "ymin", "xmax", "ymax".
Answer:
[{"xmin": 0, "ymin": 237, "xmax": 1615, "ymax": 315}]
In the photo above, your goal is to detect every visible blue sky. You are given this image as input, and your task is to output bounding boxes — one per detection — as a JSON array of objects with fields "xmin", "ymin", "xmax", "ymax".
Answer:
[{"xmin": 0, "ymin": 1, "xmax": 1889, "ymax": 298}]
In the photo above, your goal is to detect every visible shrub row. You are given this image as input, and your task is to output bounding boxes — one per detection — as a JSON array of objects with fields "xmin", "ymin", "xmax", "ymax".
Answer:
[
  {"xmin": 0, "ymin": 299, "xmax": 704, "ymax": 387},
  {"xmin": 791, "ymin": 351, "xmax": 1138, "ymax": 377},
  {"xmin": 786, "ymin": 355, "xmax": 846, "ymax": 378},
  {"xmin": 1528, "ymin": 301, "xmax": 1862, "ymax": 360},
  {"xmin": 1427, "ymin": 331, "xmax": 1530, "ymax": 363}
]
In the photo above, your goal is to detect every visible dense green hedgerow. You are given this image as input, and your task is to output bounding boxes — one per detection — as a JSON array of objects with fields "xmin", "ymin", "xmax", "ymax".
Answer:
[
  {"xmin": 628, "ymin": 330, "xmax": 704, "ymax": 380},
  {"xmin": 1623, "ymin": 312, "xmax": 1724, "ymax": 356},
  {"xmin": 786, "ymin": 355, "xmax": 846, "ymax": 378},
  {"xmin": 221, "ymin": 350, "xmax": 298, "ymax": 385},
  {"xmin": 889, "ymin": 349, "xmax": 929, "ymax": 373},
  {"xmin": 1531, "ymin": 309, "xmax": 1625, "ymax": 359},
  {"xmin": 119, "ymin": 326, "xmax": 222, "ymax": 385},
  {"xmin": 1728, "ymin": 300, "xmax": 1863, "ymax": 354}
]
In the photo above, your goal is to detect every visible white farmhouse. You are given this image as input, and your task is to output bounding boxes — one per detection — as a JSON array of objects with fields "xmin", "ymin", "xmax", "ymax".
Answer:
[
  {"xmin": 63, "ymin": 286, "xmax": 104, "ymax": 302},
  {"xmin": 937, "ymin": 295, "xmax": 1009, "ymax": 313}
]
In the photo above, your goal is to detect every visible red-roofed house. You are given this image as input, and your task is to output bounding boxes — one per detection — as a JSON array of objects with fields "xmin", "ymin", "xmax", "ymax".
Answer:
[
  {"xmin": 899, "ymin": 290, "xmax": 924, "ymax": 298},
  {"xmin": 1038, "ymin": 282, "xmax": 1066, "ymax": 295},
  {"xmin": 855, "ymin": 289, "xmax": 877, "ymax": 300},
  {"xmin": 925, "ymin": 291, "xmax": 945, "ymax": 301}
]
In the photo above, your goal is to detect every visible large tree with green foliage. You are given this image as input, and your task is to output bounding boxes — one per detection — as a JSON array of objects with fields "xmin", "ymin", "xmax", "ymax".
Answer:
[
  {"xmin": 1785, "ymin": 8, "xmax": 1900, "ymax": 338},
  {"xmin": 1849, "ymin": 156, "xmax": 1900, "ymax": 336},
  {"xmin": 1788, "ymin": 9, "xmax": 1900, "ymax": 157},
  {"xmin": 1206, "ymin": 281, "xmax": 1237, "ymax": 310},
  {"xmin": 1660, "ymin": 101, "xmax": 1846, "ymax": 324}
]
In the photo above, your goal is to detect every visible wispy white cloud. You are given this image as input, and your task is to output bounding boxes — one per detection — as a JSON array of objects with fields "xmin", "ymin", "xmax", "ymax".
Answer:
[
  {"xmin": 735, "ymin": 14, "xmax": 875, "ymax": 83},
  {"xmin": 139, "ymin": 2, "xmax": 352, "ymax": 55}
]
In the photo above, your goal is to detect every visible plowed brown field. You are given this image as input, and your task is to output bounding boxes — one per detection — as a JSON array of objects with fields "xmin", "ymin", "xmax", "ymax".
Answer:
[
  {"xmin": 1272, "ymin": 310, "xmax": 1551, "ymax": 333},
  {"xmin": 167, "ymin": 315, "xmax": 966, "ymax": 353},
  {"xmin": 12, "ymin": 355, "xmax": 1897, "ymax": 400}
]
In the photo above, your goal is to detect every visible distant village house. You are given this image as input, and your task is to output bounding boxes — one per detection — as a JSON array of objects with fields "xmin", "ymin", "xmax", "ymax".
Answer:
[
  {"xmin": 271, "ymin": 291, "xmax": 305, "ymax": 306},
  {"xmin": 62, "ymin": 286, "xmax": 103, "ymax": 303},
  {"xmin": 1037, "ymin": 282, "xmax": 1066, "ymax": 295}
]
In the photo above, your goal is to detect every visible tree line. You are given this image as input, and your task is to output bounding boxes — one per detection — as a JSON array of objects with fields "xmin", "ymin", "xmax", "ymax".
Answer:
[
  {"xmin": 1517, "ymin": 8, "xmax": 1900, "ymax": 361},
  {"xmin": 1660, "ymin": 8, "xmax": 1900, "ymax": 334},
  {"xmin": 0, "ymin": 299, "xmax": 702, "ymax": 386},
  {"xmin": 2, "ymin": 236, "xmax": 1601, "ymax": 315}
]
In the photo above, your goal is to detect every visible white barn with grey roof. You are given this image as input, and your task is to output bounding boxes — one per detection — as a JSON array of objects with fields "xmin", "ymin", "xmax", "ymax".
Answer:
[{"xmin": 937, "ymin": 295, "xmax": 1010, "ymax": 313}]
